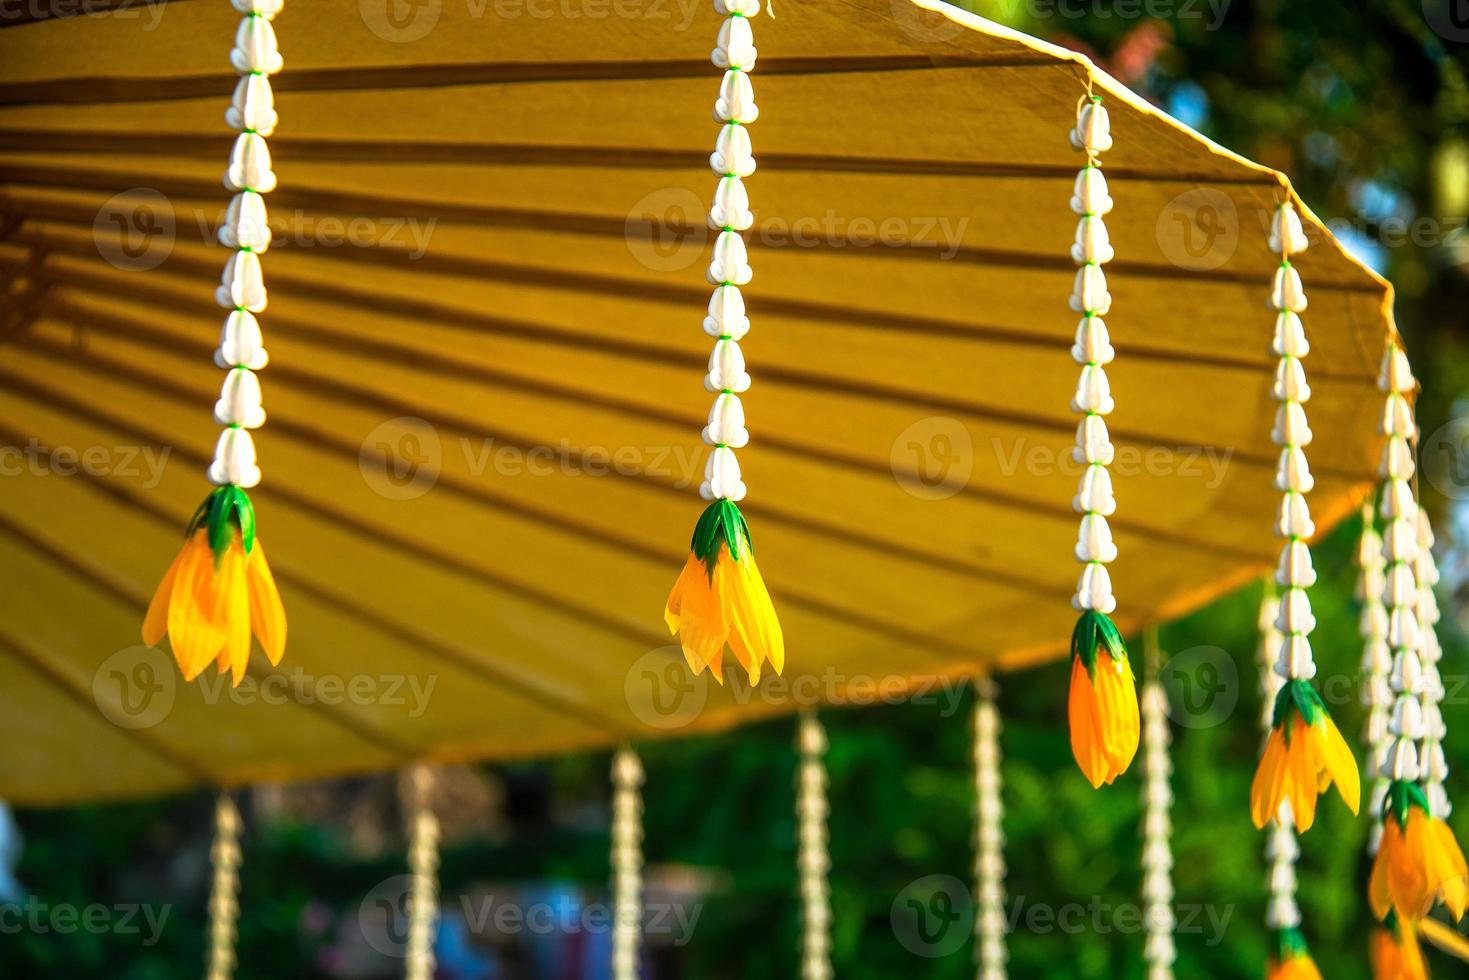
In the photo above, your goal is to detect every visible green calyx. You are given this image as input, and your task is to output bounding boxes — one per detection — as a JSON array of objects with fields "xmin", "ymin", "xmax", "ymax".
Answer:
[
  {"xmin": 1271, "ymin": 679, "xmax": 1325, "ymax": 743},
  {"xmin": 1384, "ymin": 779, "xmax": 1430, "ymax": 828},
  {"xmin": 690, "ymin": 498, "xmax": 752, "ymax": 580},
  {"xmin": 1275, "ymin": 926, "xmax": 1310, "ymax": 961},
  {"xmin": 186, "ymin": 485, "xmax": 257, "ymax": 565},
  {"xmin": 1071, "ymin": 609, "xmax": 1126, "ymax": 677}
]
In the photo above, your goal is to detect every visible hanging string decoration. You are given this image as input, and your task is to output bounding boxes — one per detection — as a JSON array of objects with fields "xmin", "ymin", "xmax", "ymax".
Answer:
[
  {"xmin": 1140, "ymin": 679, "xmax": 1175, "ymax": 980},
  {"xmin": 1256, "ymin": 588, "xmax": 1320, "ymax": 980},
  {"xmin": 1368, "ymin": 342, "xmax": 1468, "ymax": 928},
  {"xmin": 611, "ymin": 748, "xmax": 645, "ymax": 980},
  {"xmin": 205, "ymin": 793, "xmax": 242, "ymax": 980},
  {"xmin": 973, "ymin": 682, "xmax": 1006, "ymax": 980},
  {"xmin": 143, "ymin": 0, "xmax": 286, "ymax": 685},
  {"xmin": 1358, "ymin": 500, "xmax": 1430, "ymax": 980},
  {"xmin": 1064, "ymin": 92, "xmax": 1140, "ymax": 789},
  {"xmin": 1249, "ymin": 201, "xmax": 1359, "ymax": 833},
  {"xmin": 663, "ymin": 0, "xmax": 783, "ymax": 687},
  {"xmin": 1414, "ymin": 508, "xmax": 1450, "ymax": 822},
  {"xmin": 1358, "ymin": 501, "xmax": 1394, "ymax": 856},
  {"xmin": 796, "ymin": 712, "xmax": 833, "ymax": 980},
  {"xmin": 403, "ymin": 765, "xmax": 440, "ymax": 980}
]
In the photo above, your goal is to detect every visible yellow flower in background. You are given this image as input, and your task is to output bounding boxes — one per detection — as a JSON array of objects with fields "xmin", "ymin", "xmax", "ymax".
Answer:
[
  {"xmin": 1267, "ymin": 928, "xmax": 1323, "ymax": 980},
  {"xmin": 1372, "ymin": 916, "xmax": 1429, "ymax": 980},
  {"xmin": 665, "ymin": 499, "xmax": 783, "ymax": 686},
  {"xmin": 1371, "ymin": 782, "xmax": 1469, "ymax": 924},
  {"xmin": 1067, "ymin": 610, "xmax": 1139, "ymax": 788},
  {"xmin": 1250, "ymin": 679, "xmax": 1359, "ymax": 831},
  {"xmin": 143, "ymin": 486, "xmax": 286, "ymax": 686}
]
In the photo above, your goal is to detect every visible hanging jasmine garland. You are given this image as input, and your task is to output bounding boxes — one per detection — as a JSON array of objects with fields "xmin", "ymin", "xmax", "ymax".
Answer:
[
  {"xmin": 143, "ymin": 0, "xmax": 286, "ymax": 685},
  {"xmin": 664, "ymin": 0, "xmax": 783, "ymax": 686},
  {"xmin": 1249, "ymin": 202, "xmax": 1359, "ymax": 832},
  {"xmin": 1063, "ymin": 93, "xmax": 1140, "ymax": 788},
  {"xmin": 1367, "ymin": 343, "xmax": 1469, "ymax": 929}
]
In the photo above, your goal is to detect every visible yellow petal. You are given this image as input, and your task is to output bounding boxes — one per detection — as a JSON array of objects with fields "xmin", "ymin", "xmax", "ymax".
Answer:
[
  {"xmin": 1287, "ymin": 721, "xmax": 1319, "ymax": 833},
  {"xmin": 221, "ymin": 544, "xmax": 251, "ymax": 687},
  {"xmin": 727, "ymin": 551, "xmax": 784, "ymax": 681},
  {"xmin": 1251, "ymin": 728, "xmax": 1288, "ymax": 829},
  {"xmin": 167, "ymin": 534, "xmax": 226, "ymax": 681},
  {"xmin": 246, "ymin": 542, "xmax": 287, "ymax": 666},
  {"xmin": 1318, "ymin": 715, "xmax": 1361, "ymax": 815},
  {"xmin": 1370, "ymin": 834, "xmax": 1394, "ymax": 921},
  {"xmin": 142, "ymin": 541, "xmax": 185, "ymax": 646},
  {"xmin": 1429, "ymin": 817, "xmax": 1469, "ymax": 921},
  {"xmin": 1069, "ymin": 659, "xmax": 1108, "ymax": 789}
]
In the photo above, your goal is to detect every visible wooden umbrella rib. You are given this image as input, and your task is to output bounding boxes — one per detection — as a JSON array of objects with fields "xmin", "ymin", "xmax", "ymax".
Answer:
[
  {"xmin": 0, "ymin": 129, "xmax": 1283, "ymax": 184},
  {"xmin": 0, "ymin": 424, "xmax": 635, "ymax": 737},
  {"xmin": 0, "ymin": 165, "xmax": 1386, "ymax": 294},
  {"xmin": 0, "ymin": 54, "xmax": 1060, "ymax": 108},
  {"xmin": 20, "ymin": 299, "xmax": 1280, "ymax": 569},
  {"xmin": 0, "ymin": 219, "xmax": 1381, "ymax": 386},
  {"xmin": 22, "ymin": 263, "xmax": 1335, "ymax": 479}
]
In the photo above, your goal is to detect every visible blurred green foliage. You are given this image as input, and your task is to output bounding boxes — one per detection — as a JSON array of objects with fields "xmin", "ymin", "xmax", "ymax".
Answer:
[{"xmin": 7, "ymin": 1, "xmax": 1469, "ymax": 978}]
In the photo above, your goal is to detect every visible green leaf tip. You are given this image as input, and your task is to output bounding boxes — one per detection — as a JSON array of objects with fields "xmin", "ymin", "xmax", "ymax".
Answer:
[
  {"xmin": 186, "ymin": 485, "xmax": 257, "ymax": 566},
  {"xmin": 1384, "ymin": 779, "xmax": 1430, "ymax": 827},
  {"xmin": 1275, "ymin": 926, "xmax": 1310, "ymax": 960},
  {"xmin": 1270, "ymin": 679, "xmax": 1325, "ymax": 742},
  {"xmin": 690, "ymin": 498, "xmax": 752, "ymax": 579},
  {"xmin": 1070, "ymin": 610, "xmax": 1125, "ymax": 676}
]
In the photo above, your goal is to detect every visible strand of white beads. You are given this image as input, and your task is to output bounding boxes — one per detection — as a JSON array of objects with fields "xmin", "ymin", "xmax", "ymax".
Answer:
[
  {"xmin": 1266, "ymin": 202, "xmax": 1319, "ymax": 687},
  {"xmin": 1375, "ymin": 343, "xmax": 1425, "ymax": 792},
  {"xmin": 1066, "ymin": 95, "xmax": 1120, "ymax": 616},
  {"xmin": 973, "ymin": 682, "xmax": 1006, "ymax": 980},
  {"xmin": 1415, "ymin": 508, "xmax": 1450, "ymax": 819},
  {"xmin": 701, "ymin": 0, "xmax": 760, "ymax": 503},
  {"xmin": 1258, "ymin": 587, "xmax": 1302, "ymax": 934},
  {"xmin": 403, "ymin": 765, "xmax": 440, "ymax": 980},
  {"xmin": 1357, "ymin": 502, "xmax": 1394, "ymax": 853},
  {"xmin": 204, "ymin": 794, "xmax": 242, "ymax": 980},
  {"xmin": 796, "ymin": 711, "xmax": 833, "ymax": 980},
  {"xmin": 1141, "ymin": 681, "xmax": 1175, "ymax": 980},
  {"xmin": 612, "ymin": 748, "xmax": 645, "ymax": 980},
  {"xmin": 210, "ymin": 0, "xmax": 283, "ymax": 491}
]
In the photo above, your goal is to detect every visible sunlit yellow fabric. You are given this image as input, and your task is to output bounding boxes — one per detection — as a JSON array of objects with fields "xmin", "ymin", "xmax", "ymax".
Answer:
[{"xmin": 0, "ymin": 0, "xmax": 1396, "ymax": 804}]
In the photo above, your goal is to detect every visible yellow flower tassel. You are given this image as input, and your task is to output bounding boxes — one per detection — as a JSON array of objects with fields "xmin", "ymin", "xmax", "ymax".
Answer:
[
  {"xmin": 1373, "ymin": 915, "xmax": 1430, "ymax": 980},
  {"xmin": 664, "ymin": 499, "xmax": 782, "ymax": 685},
  {"xmin": 1370, "ymin": 782, "xmax": 1469, "ymax": 924},
  {"xmin": 1267, "ymin": 928, "xmax": 1323, "ymax": 980},
  {"xmin": 1067, "ymin": 611, "xmax": 1139, "ymax": 788},
  {"xmin": 1251, "ymin": 680, "xmax": 1359, "ymax": 831},
  {"xmin": 143, "ymin": 486, "xmax": 285, "ymax": 686}
]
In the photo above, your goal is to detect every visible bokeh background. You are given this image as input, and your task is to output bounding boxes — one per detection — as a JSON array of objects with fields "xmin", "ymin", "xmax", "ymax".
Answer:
[{"xmin": 4, "ymin": 0, "xmax": 1469, "ymax": 977}]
